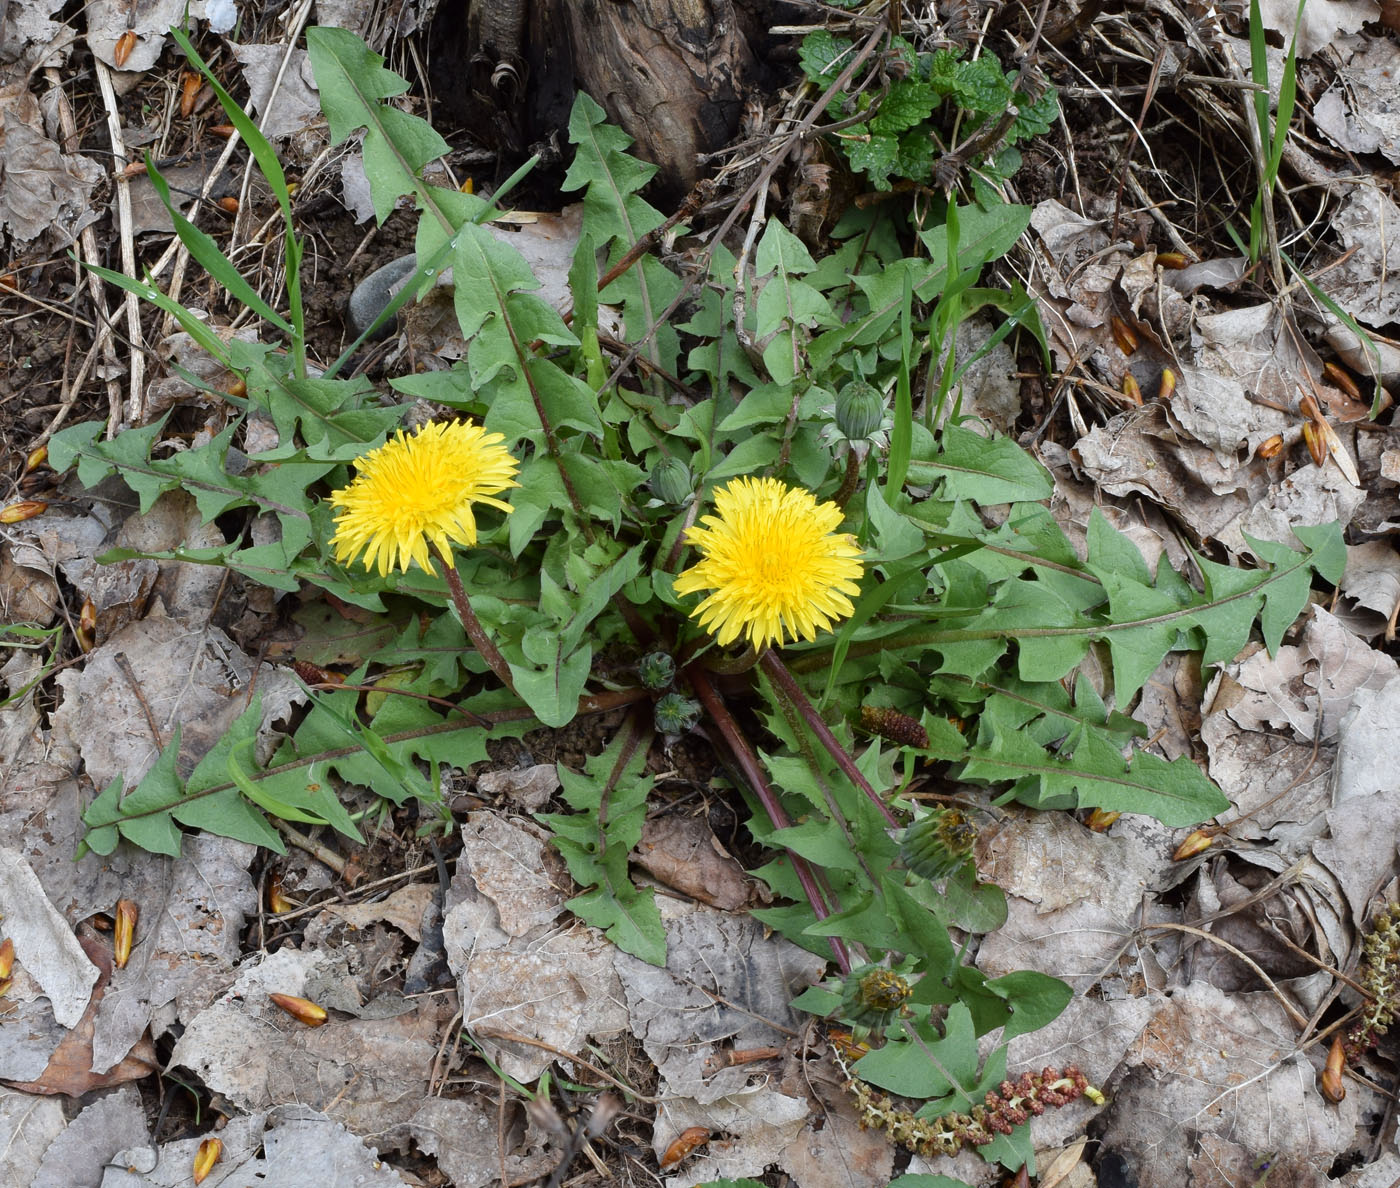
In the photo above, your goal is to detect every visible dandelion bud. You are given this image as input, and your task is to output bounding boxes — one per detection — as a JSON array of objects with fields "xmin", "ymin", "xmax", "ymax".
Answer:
[
  {"xmin": 653, "ymin": 692, "xmax": 700, "ymax": 735},
  {"xmin": 648, "ymin": 457, "xmax": 692, "ymax": 506},
  {"xmin": 638, "ymin": 651, "xmax": 676, "ymax": 690},
  {"xmin": 835, "ymin": 379, "xmax": 886, "ymax": 442},
  {"xmin": 840, "ymin": 964, "xmax": 912, "ymax": 1029},
  {"xmin": 900, "ymin": 808, "xmax": 978, "ymax": 881}
]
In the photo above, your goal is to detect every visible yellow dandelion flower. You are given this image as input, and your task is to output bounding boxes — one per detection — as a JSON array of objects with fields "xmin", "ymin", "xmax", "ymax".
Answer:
[
  {"xmin": 329, "ymin": 421, "xmax": 519, "ymax": 577},
  {"xmin": 674, "ymin": 476, "xmax": 863, "ymax": 651}
]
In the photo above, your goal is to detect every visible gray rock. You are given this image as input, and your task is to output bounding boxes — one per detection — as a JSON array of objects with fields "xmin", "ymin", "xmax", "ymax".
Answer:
[{"xmin": 345, "ymin": 252, "xmax": 418, "ymax": 339}]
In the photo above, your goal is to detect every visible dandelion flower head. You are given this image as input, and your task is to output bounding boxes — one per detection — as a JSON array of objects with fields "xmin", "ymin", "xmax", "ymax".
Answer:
[
  {"xmin": 674, "ymin": 476, "xmax": 863, "ymax": 651},
  {"xmin": 329, "ymin": 420, "xmax": 519, "ymax": 577}
]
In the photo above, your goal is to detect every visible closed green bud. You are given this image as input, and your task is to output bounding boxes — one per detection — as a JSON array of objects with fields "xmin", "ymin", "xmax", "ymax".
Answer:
[
  {"xmin": 649, "ymin": 457, "xmax": 692, "ymax": 506},
  {"xmin": 638, "ymin": 651, "xmax": 676, "ymax": 690},
  {"xmin": 654, "ymin": 692, "xmax": 701, "ymax": 734},
  {"xmin": 835, "ymin": 379, "xmax": 886, "ymax": 442}
]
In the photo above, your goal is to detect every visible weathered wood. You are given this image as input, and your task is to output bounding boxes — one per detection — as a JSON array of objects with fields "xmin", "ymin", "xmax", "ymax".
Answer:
[{"xmin": 560, "ymin": 0, "xmax": 758, "ymax": 191}]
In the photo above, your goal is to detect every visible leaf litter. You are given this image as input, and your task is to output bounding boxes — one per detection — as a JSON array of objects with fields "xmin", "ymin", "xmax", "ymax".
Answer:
[{"xmin": 2, "ymin": 2, "xmax": 1400, "ymax": 1187}]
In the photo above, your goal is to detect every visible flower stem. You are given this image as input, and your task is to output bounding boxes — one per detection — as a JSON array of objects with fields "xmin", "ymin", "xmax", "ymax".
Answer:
[
  {"xmin": 832, "ymin": 449, "xmax": 861, "ymax": 510},
  {"xmin": 760, "ymin": 649, "xmax": 900, "ymax": 828},
  {"xmin": 438, "ymin": 550, "xmax": 516, "ymax": 694},
  {"xmin": 689, "ymin": 664, "xmax": 851, "ymax": 973}
]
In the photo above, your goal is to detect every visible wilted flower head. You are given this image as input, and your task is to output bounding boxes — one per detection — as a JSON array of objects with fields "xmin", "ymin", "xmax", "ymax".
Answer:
[
  {"xmin": 674, "ymin": 476, "xmax": 863, "ymax": 651},
  {"xmin": 329, "ymin": 420, "xmax": 519, "ymax": 577}
]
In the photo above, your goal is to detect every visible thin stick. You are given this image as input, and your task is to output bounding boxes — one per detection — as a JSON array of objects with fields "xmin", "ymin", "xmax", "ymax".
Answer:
[{"xmin": 94, "ymin": 58, "xmax": 145, "ymax": 429}]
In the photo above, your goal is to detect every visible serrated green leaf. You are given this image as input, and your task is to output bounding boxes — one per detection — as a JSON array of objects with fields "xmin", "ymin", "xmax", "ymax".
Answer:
[
  {"xmin": 957, "ymin": 704, "xmax": 1228, "ymax": 825},
  {"xmin": 539, "ymin": 721, "xmax": 664, "ymax": 964},
  {"xmin": 799, "ymin": 30, "xmax": 855, "ymax": 86},
  {"xmin": 845, "ymin": 128, "xmax": 902, "ymax": 189},
  {"xmin": 872, "ymin": 81, "xmax": 938, "ymax": 135},
  {"xmin": 306, "ymin": 26, "xmax": 449, "ymax": 224}
]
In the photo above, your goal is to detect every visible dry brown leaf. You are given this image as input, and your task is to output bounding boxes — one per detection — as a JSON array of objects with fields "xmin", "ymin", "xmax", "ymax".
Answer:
[
  {"xmin": 634, "ymin": 814, "xmax": 754, "ymax": 911},
  {"xmin": 323, "ymin": 882, "xmax": 435, "ymax": 942},
  {"xmin": 3, "ymin": 933, "xmax": 157, "ymax": 1096}
]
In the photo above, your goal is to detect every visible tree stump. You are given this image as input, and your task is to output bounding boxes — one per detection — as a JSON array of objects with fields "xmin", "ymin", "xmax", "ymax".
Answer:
[{"xmin": 427, "ymin": 0, "xmax": 764, "ymax": 195}]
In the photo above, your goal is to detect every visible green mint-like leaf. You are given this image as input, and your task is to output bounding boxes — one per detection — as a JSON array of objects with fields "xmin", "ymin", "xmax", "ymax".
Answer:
[
  {"xmin": 845, "ymin": 127, "xmax": 902, "ymax": 189},
  {"xmin": 799, "ymin": 30, "xmax": 856, "ymax": 86},
  {"xmin": 871, "ymin": 81, "xmax": 938, "ymax": 135}
]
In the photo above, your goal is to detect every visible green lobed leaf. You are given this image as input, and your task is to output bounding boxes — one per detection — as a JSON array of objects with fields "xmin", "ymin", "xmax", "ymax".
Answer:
[
  {"xmin": 306, "ymin": 26, "xmax": 450, "ymax": 224},
  {"xmin": 538, "ymin": 722, "xmax": 665, "ymax": 965}
]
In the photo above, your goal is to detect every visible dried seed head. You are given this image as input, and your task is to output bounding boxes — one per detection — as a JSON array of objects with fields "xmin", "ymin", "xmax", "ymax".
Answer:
[
  {"xmin": 1085, "ymin": 808, "xmax": 1120, "ymax": 830},
  {"xmin": 0, "ymin": 500, "xmax": 46, "ymax": 524},
  {"xmin": 193, "ymin": 1137, "xmax": 223, "ymax": 1184},
  {"xmin": 659, "ymin": 1127, "xmax": 710, "ymax": 1169},
  {"xmin": 268, "ymin": 993, "xmax": 328, "ymax": 1026},
  {"xmin": 1302, "ymin": 419, "xmax": 1328, "ymax": 468},
  {"xmin": 1110, "ymin": 315, "xmax": 1139, "ymax": 356},
  {"xmin": 1323, "ymin": 361, "xmax": 1362, "ymax": 401},
  {"xmin": 113, "ymin": 899, "xmax": 139, "ymax": 969},
  {"xmin": 180, "ymin": 72, "xmax": 201, "ymax": 118},
  {"xmin": 1172, "ymin": 827, "xmax": 1216, "ymax": 862},
  {"xmin": 114, "ymin": 30, "xmax": 137, "ymax": 68},
  {"xmin": 1257, "ymin": 434, "xmax": 1285, "ymax": 460},
  {"xmin": 1320, "ymin": 1034, "xmax": 1347, "ymax": 1103},
  {"xmin": 78, "ymin": 598, "xmax": 98, "ymax": 653}
]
